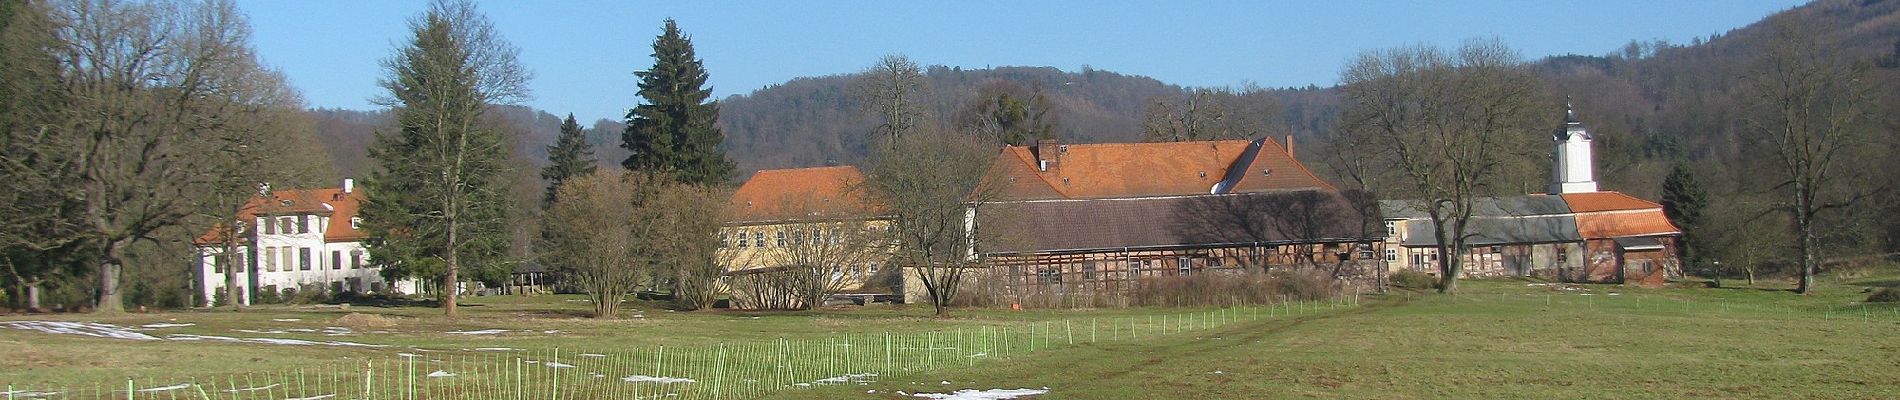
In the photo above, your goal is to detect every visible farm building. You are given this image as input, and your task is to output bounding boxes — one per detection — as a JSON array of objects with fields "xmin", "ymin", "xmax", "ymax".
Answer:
[
  {"xmin": 1379, "ymin": 104, "xmax": 1681, "ymax": 285},
  {"xmin": 962, "ymin": 138, "xmax": 1386, "ymax": 302},
  {"xmin": 193, "ymin": 179, "xmax": 420, "ymax": 306},
  {"xmin": 717, "ymin": 166, "xmax": 897, "ymax": 309}
]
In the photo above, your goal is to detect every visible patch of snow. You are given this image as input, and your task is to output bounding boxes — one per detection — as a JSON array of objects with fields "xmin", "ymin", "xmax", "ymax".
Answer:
[
  {"xmin": 397, "ymin": 353, "xmax": 421, "ymax": 358},
  {"xmin": 446, "ymin": 329, "xmax": 508, "ymax": 335},
  {"xmin": 911, "ymin": 388, "xmax": 1051, "ymax": 400},
  {"xmin": 285, "ymin": 394, "xmax": 335, "ymax": 400},
  {"xmin": 1, "ymin": 389, "xmax": 60, "ymax": 398},
  {"xmin": 0, "ymin": 321, "xmax": 161, "ymax": 340},
  {"xmin": 941, "ymin": 381, "xmax": 952, "ymax": 385},
  {"xmin": 427, "ymin": 370, "xmax": 456, "ymax": 378},
  {"xmin": 135, "ymin": 383, "xmax": 192, "ymax": 392},
  {"xmin": 545, "ymin": 362, "xmax": 576, "ymax": 368},
  {"xmin": 272, "ymin": 318, "xmax": 301, "ymax": 322},
  {"xmin": 140, "ymin": 323, "xmax": 194, "ymax": 329},
  {"xmin": 580, "ymin": 353, "xmax": 607, "ymax": 358},
  {"xmin": 807, "ymin": 373, "xmax": 876, "ymax": 385},
  {"xmin": 472, "ymin": 347, "xmax": 520, "ymax": 351},
  {"xmin": 621, "ymin": 375, "xmax": 695, "ymax": 384},
  {"xmin": 221, "ymin": 383, "xmax": 280, "ymax": 393},
  {"xmin": 966, "ymin": 353, "xmax": 987, "ymax": 358},
  {"xmin": 1608, "ymin": 293, "xmax": 1622, "ymax": 296},
  {"xmin": 542, "ymin": 330, "xmax": 561, "ymax": 334}
]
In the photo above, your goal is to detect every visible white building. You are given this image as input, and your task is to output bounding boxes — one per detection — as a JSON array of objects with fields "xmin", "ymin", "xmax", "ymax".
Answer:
[{"xmin": 194, "ymin": 179, "xmax": 417, "ymax": 306}]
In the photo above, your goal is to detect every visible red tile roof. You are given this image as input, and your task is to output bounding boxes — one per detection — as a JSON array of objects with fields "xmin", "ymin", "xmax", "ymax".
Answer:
[
  {"xmin": 986, "ymin": 138, "xmax": 1333, "ymax": 201},
  {"xmin": 194, "ymin": 186, "xmax": 368, "ymax": 245},
  {"xmin": 1560, "ymin": 191, "xmax": 1664, "ymax": 213},
  {"xmin": 729, "ymin": 166, "xmax": 879, "ymax": 223}
]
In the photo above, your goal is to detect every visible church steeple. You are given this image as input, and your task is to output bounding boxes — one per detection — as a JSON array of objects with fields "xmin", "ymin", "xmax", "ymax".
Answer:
[{"xmin": 1550, "ymin": 99, "xmax": 1598, "ymax": 194}]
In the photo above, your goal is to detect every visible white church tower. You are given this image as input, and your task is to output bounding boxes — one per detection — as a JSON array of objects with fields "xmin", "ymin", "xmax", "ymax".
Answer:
[{"xmin": 1549, "ymin": 101, "xmax": 1598, "ymax": 194}]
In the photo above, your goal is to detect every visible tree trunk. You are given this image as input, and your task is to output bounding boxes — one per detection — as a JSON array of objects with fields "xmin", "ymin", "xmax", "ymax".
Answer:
[
  {"xmin": 26, "ymin": 283, "xmax": 40, "ymax": 312},
  {"xmin": 97, "ymin": 262, "xmax": 123, "ymax": 313},
  {"xmin": 1795, "ymin": 185, "xmax": 1816, "ymax": 295},
  {"xmin": 224, "ymin": 231, "xmax": 246, "ymax": 311}
]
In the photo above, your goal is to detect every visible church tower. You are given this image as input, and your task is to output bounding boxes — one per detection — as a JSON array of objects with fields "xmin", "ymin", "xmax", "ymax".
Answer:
[{"xmin": 1549, "ymin": 101, "xmax": 1598, "ymax": 194}]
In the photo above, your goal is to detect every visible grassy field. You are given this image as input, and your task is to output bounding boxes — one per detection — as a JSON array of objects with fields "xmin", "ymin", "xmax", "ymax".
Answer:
[
  {"xmin": 3, "ymin": 271, "xmax": 1897, "ymax": 399},
  {"xmin": 790, "ymin": 273, "xmax": 1900, "ymax": 399}
]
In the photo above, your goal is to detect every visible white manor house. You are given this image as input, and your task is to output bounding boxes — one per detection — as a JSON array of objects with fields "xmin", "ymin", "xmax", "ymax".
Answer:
[{"xmin": 194, "ymin": 179, "xmax": 417, "ymax": 306}]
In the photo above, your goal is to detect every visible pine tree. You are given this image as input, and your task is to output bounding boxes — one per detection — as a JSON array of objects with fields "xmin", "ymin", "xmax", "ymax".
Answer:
[
  {"xmin": 1660, "ymin": 163, "xmax": 1708, "ymax": 266},
  {"xmin": 622, "ymin": 19, "xmax": 733, "ymax": 184},
  {"xmin": 542, "ymin": 113, "xmax": 597, "ymax": 207},
  {"xmin": 362, "ymin": 0, "xmax": 529, "ymax": 317}
]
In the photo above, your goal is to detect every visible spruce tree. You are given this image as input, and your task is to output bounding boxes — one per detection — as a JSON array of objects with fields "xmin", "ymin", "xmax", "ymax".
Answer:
[
  {"xmin": 542, "ymin": 113, "xmax": 597, "ymax": 207},
  {"xmin": 622, "ymin": 19, "xmax": 734, "ymax": 184},
  {"xmin": 1660, "ymin": 163, "xmax": 1708, "ymax": 266},
  {"xmin": 362, "ymin": 0, "xmax": 529, "ymax": 317}
]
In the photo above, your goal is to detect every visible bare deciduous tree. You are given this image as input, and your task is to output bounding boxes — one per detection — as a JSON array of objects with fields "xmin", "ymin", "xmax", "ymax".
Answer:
[
  {"xmin": 863, "ymin": 131, "xmax": 999, "ymax": 317},
  {"xmin": 854, "ymin": 54, "xmax": 930, "ymax": 147},
  {"xmin": 1739, "ymin": 17, "xmax": 1880, "ymax": 295},
  {"xmin": 542, "ymin": 173, "xmax": 653, "ymax": 318},
  {"xmin": 1337, "ymin": 38, "xmax": 1545, "ymax": 294}
]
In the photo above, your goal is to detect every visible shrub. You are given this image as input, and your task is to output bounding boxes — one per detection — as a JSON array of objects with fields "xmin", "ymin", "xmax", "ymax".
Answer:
[
  {"xmin": 1391, "ymin": 269, "xmax": 1437, "ymax": 289},
  {"xmin": 1868, "ymin": 288, "xmax": 1900, "ymax": 303}
]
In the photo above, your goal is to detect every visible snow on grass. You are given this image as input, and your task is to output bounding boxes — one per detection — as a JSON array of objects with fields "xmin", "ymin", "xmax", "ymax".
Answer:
[
  {"xmin": 808, "ymin": 373, "xmax": 877, "ymax": 385},
  {"xmin": 271, "ymin": 318, "xmax": 301, "ymax": 322},
  {"xmin": 910, "ymin": 388, "xmax": 1050, "ymax": 399},
  {"xmin": 427, "ymin": 370, "xmax": 456, "ymax": 378},
  {"xmin": 1, "ymin": 389, "xmax": 60, "ymax": 398},
  {"xmin": 472, "ymin": 347, "xmax": 521, "ymax": 351},
  {"xmin": 0, "ymin": 321, "xmax": 160, "ymax": 340},
  {"xmin": 580, "ymin": 353, "xmax": 607, "ymax": 358},
  {"xmin": 285, "ymin": 394, "xmax": 336, "ymax": 400},
  {"xmin": 446, "ymin": 329, "xmax": 509, "ymax": 335},
  {"xmin": 134, "ymin": 383, "xmax": 192, "ymax": 392},
  {"xmin": 622, "ymin": 375, "xmax": 695, "ymax": 384},
  {"xmin": 139, "ymin": 323, "xmax": 194, "ymax": 329},
  {"xmin": 221, "ymin": 383, "xmax": 280, "ymax": 393},
  {"xmin": 544, "ymin": 361, "xmax": 576, "ymax": 368}
]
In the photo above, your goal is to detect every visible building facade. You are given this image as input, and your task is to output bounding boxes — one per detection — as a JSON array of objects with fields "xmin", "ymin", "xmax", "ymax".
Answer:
[
  {"xmin": 194, "ymin": 179, "xmax": 418, "ymax": 306},
  {"xmin": 717, "ymin": 166, "xmax": 896, "ymax": 308}
]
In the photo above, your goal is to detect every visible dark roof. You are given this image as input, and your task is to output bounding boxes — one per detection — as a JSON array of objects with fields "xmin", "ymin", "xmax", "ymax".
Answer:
[
  {"xmin": 981, "ymin": 190, "xmax": 1380, "ymax": 255},
  {"xmin": 1399, "ymin": 214, "xmax": 1582, "ymax": 247},
  {"xmin": 1380, "ymin": 196, "xmax": 1572, "ymax": 220}
]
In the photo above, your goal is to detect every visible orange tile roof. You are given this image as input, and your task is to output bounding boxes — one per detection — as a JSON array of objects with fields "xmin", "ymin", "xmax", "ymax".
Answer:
[
  {"xmin": 1560, "ymin": 191, "xmax": 1664, "ymax": 213},
  {"xmin": 729, "ymin": 166, "xmax": 878, "ymax": 223},
  {"xmin": 986, "ymin": 138, "xmax": 1334, "ymax": 200},
  {"xmin": 194, "ymin": 186, "xmax": 368, "ymax": 245},
  {"xmin": 1573, "ymin": 209, "xmax": 1681, "ymax": 239}
]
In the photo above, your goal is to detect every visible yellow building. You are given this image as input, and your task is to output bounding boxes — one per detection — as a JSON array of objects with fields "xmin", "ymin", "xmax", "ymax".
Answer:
[{"xmin": 719, "ymin": 166, "xmax": 895, "ymax": 309}]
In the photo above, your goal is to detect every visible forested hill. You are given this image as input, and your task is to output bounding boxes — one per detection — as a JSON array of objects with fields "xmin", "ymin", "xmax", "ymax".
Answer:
[{"xmin": 309, "ymin": 0, "xmax": 1900, "ymax": 186}]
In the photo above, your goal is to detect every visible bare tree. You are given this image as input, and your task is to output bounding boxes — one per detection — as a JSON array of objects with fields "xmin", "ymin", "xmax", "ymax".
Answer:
[
  {"xmin": 1739, "ymin": 17, "xmax": 1880, "ymax": 295},
  {"xmin": 863, "ymin": 131, "xmax": 999, "ymax": 317},
  {"xmin": 771, "ymin": 198, "xmax": 889, "ymax": 309},
  {"xmin": 1337, "ymin": 38, "xmax": 1545, "ymax": 294},
  {"xmin": 542, "ymin": 173, "xmax": 653, "ymax": 318},
  {"xmin": 854, "ymin": 54, "xmax": 930, "ymax": 147},
  {"xmin": 35, "ymin": 0, "xmax": 301, "ymax": 312},
  {"xmin": 651, "ymin": 181, "xmax": 726, "ymax": 310},
  {"xmin": 1142, "ymin": 87, "xmax": 1282, "ymax": 143}
]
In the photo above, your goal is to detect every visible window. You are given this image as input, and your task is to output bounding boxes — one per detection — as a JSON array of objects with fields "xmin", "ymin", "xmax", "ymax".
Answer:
[
  {"xmin": 1177, "ymin": 257, "xmax": 1192, "ymax": 276},
  {"xmin": 264, "ymin": 247, "xmax": 278, "ymax": 272},
  {"xmin": 351, "ymin": 250, "xmax": 363, "ymax": 269},
  {"xmin": 332, "ymin": 250, "xmax": 342, "ymax": 270},
  {"xmin": 318, "ymin": 217, "xmax": 328, "ymax": 234},
  {"xmin": 867, "ymin": 262, "xmax": 881, "ymax": 275},
  {"xmin": 717, "ymin": 233, "xmax": 727, "ymax": 248},
  {"xmin": 297, "ymin": 215, "xmax": 309, "ymax": 234},
  {"xmin": 209, "ymin": 254, "xmax": 221, "ymax": 274},
  {"xmin": 736, "ymin": 230, "xmax": 749, "ymax": 248},
  {"xmin": 1556, "ymin": 248, "xmax": 1567, "ymax": 264},
  {"xmin": 1385, "ymin": 221, "xmax": 1397, "ymax": 236},
  {"xmin": 279, "ymin": 217, "xmax": 292, "ymax": 234},
  {"xmin": 299, "ymin": 247, "xmax": 311, "ymax": 271},
  {"xmin": 1385, "ymin": 249, "xmax": 1398, "ymax": 261},
  {"xmin": 262, "ymin": 218, "xmax": 275, "ymax": 234},
  {"xmin": 775, "ymin": 230, "xmax": 787, "ymax": 247},
  {"xmin": 790, "ymin": 229, "xmax": 804, "ymax": 246},
  {"xmin": 350, "ymin": 217, "xmax": 362, "ymax": 230},
  {"xmin": 753, "ymin": 232, "xmax": 766, "ymax": 248},
  {"xmin": 1208, "ymin": 257, "xmax": 1224, "ymax": 268},
  {"xmin": 1082, "ymin": 262, "xmax": 1097, "ymax": 280},
  {"xmin": 1035, "ymin": 267, "xmax": 1061, "ymax": 284}
]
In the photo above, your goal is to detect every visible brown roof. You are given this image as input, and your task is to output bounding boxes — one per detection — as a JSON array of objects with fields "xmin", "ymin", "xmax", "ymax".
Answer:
[
  {"xmin": 1573, "ymin": 209, "xmax": 1680, "ymax": 239},
  {"xmin": 194, "ymin": 186, "xmax": 368, "ymax": 245},
  {"xmin": 729, "ymin": 166, "xmax": 878, "ymax": 223},
  {"xmin": 981, "ymin": 190, "xmax": 1376, "ymax": 254},
  {"xmin": 1560, "ymin": 191, "xmax": 1664, "ymax": 213},
  {"xmin": 986, "ymin": 138, "xmax": 1334, "ymax": 201}
]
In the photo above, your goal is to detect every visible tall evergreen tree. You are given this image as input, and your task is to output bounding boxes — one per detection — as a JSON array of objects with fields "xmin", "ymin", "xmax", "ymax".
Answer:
[
  {"xmin": 541, "ymin": 113, "xmax": 597, "ymax": 207},
  {"xmin": 1660, "ymin": 163, "xmax": 1708, "ymax": 267},
  {"xmin": 622, "ymin": 19, "xmax": 733, "ymax": 184},
  {"xmin": 361, "ymin": 0, "xmax": 529, "ymax": 317}
]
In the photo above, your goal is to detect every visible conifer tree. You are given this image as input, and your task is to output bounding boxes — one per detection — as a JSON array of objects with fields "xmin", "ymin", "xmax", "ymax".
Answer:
[
  {"xmin": 542, "ymin": 113, "xmax": 597, "ymax": 207},
  {"xmin": 622, "ymin": 19, "xmax": 733, "ymax": 184},
  {"xmin": 361, "ymin": 0, "xmax": 529, "ymax": 317},
  {"xmin": 1660, "ymin": 163, "xmax": 1708, "ymax": 267}
]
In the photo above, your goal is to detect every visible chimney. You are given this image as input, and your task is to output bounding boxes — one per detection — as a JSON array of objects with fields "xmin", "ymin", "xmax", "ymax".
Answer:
[
  {"xmin": 1035, "ymin": 139, "xmax": 1061, "ymax": 172},
  {"xmin": 342, "ymin": 178, "xmax": 354, "ymax": 193},
  {"xmin": 1284, "ymin": 135, "xmax": 1295, "ymax": 158}
]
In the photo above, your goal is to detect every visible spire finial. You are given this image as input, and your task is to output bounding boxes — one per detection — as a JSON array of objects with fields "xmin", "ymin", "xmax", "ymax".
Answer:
[{"xmin": 1564, "ymin": 96, "xmax": 1580, "ymax": 124}]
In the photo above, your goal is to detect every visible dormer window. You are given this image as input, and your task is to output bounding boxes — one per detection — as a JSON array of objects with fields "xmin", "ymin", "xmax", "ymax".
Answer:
[{"xmin": 350, "ymin": 217, "xmax": 362, "ymax": 230}]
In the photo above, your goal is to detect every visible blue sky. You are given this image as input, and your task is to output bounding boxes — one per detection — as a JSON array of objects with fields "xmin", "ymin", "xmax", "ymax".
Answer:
[{"xmin": 242, "ymin": 1, "xmax": 1806, "ymax": 123}]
